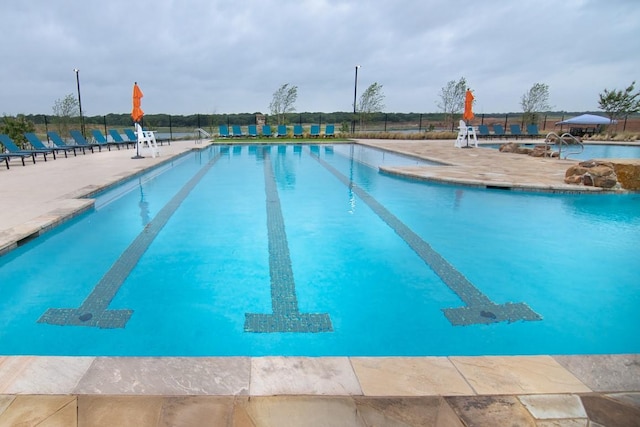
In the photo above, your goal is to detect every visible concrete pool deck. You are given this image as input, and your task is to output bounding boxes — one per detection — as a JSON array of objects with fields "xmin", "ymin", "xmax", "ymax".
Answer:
[{"xmin": 0, "ymin": 138, "xmax": 638, "ymax": 426}]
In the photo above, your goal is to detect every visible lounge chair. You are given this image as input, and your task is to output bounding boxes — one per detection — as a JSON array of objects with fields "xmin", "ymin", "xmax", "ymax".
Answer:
[
  {"xmin": 277, "ymin": 125, "xmax": 288, "ymax": 137},
  {"xmin": 231, "ymin": 125, "xmax": 244, "ymax": 137},
  {"xmin": 492, "ymin": 124, "xmax": 506, "ymax": 139},
  {"xmin": 0, "ymin": 135, "xmax": 34, "ymax": 167},
  {"xmin": 509, "ymin": 124, "xmax": 523, "ymax": 139},
  {"xmin": 477, "ymin": 125, "xmax": 492, "ymax": 139},
  {"xmin": 325, "ymin": 124, "xmax": 335, "ymax": 138},
  {"xmin": 0, "ymin": 134, "xmax": 47, "ymax": 162},
  {"xmin": 248, "ymin": 125, "xmax": 258, "ymax": 137},
  {"xmin": 70, "ymin": 130, "xmax": 101, "ymax": 152},
  {"xmin": 48, "ymin": 131, "xmax": 87, "ymax": 155},
  {"xmin": 293, "ymin": 125, "xmax": 303, "ymax": 138},
  {"xmin": 25, "ymin": 132, "xmax": 76, "ymax": 158},
  {"xmin": 89, "ymin": 129, "xmax": 119, "ymax": 151},
  {"xmin": 123, "ymin": 129, "xmax": 138, "ymax": 143},
  {"xmin": 108, "ymin": 130, "xmax": 135, "ymax": 148},
  {"xmin": 526, "ymin": 124, "xmax": 540, "ymax": 139},
  {"xmin": 262, "ymin": 125, "xmax": 273, "ymax": 137},
  {"xmin": 310, "ymin": 125, "xmax": 320, "ymax": 138},
  {"xmin": 218, "ymin": 125, "xmax": 230, "ymax": 138}
]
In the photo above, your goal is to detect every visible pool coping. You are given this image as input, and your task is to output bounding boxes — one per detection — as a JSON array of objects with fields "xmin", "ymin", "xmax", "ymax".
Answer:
[{"xmin": 1, "ymin": 139, "xmax": 638, "ymax": 424}]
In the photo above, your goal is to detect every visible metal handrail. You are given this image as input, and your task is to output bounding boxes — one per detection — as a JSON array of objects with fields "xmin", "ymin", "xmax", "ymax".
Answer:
[
  {"xmin": 194, "ymin": 128, "xmax": 212, "ymax": 144},
  {"xmin": 544, "ymin": 132, "xmax": 584, "ymax": 159}
]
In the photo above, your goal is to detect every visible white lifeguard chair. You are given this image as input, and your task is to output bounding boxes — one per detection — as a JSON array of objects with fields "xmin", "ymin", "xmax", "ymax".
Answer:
[
  {"xmin": 135, "ymin": 123, "xmax": 160, "ymax": 158},
  {"xmin": 455, "ymin": 120, "xmax": 478, "ymax": 148}
]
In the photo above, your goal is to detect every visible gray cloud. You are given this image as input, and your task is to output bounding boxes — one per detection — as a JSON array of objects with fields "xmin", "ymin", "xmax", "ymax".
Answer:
[{"xmin": 1, "ymin": 0, "xmax": 639, "ymax": 116}]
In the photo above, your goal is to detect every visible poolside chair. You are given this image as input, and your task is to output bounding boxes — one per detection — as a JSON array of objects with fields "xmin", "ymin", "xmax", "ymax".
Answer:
[
  {"xmin": 231, "ymin": 125, "xmax": 244, "ymax": 137},
  {"xmin": 218, "ymin": 125, "xmax": 230, "ymax": 138},
  {"xmin": 70, "ymin": 130, "xmax": 101, "ymax": 152},
  {"xmin": 492, "ymin": 124, "xmax": 506, "ymax": 139},
  {"xmin": 277, "ymin": 125, "xmax": 288, "ymax": 137},
  {"xmin": 108, "ymin": 130, "xmax": 135, "ymax": 149},
  {"xmin": 90, "ymin": 129, "xmax": 120, "ymax": 150},
  {"xmin": 526, "ymin": 124, "xmax": 540, "ymax": 139},
  {"xmin": 262, "ymin": 124, "xmax": 273, "ymax": 137},
  {"xmin": 310, "ymin": 124, "xmax": 320, "ymax": 138},
  {"xmin": 0, "ymin": 135, "xmax": 34, "ymax": 167},
  {"xmin": 325, "ymin": 124, "xmax": 335, "ymax": 138},
  {"xmin": 25, "ymin": 132, "xmax": 76, "ymax": 158},
  {"xmin": 0, "ymin": 133, "xmax": 47, "ymax": 162},
  {"xmin": 293, "ymin": 124, "xmax": 303, "ymax": 138},
  {"xmin": 248, "ymin": 124, "xmax": 258, "ymax": 138},
  {"xmin": 454, "ymin": 120, "xmax": 477, "ymax": 148},
  {"xmin": 124, "ymin": 129, "xmax": 138, "ymax": 143},
  {"xmin": 509, "ymin": 124, "xmax": 523, "ymax": 139},
  {"xmin": 48, "ymin": 131, "xmax": 87, "ymax": 155},
  {"xmin": 477, "ymin": 124, "xmax": 492, "ymax": 139}
]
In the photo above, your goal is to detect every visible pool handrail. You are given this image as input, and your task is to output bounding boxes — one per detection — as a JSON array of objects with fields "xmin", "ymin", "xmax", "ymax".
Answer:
[{"xmin": 544, "ymin": 132, "xmax": 584, "ymax": 159}]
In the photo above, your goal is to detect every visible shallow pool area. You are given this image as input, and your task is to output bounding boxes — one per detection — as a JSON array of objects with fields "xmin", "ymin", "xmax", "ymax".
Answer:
[
  {"xmin": 1, "ymin": 144, "xmax": 639, "ymax": 357},
  {"xmin": 481, "ymin": 142, "xmax": 640, "ymax": 160}
]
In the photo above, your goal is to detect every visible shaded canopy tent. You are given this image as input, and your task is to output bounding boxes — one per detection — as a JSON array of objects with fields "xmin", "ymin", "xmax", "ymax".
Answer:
[{"xmin": 555, "ymin": 114, "xmax": 616, "ymax": 125}]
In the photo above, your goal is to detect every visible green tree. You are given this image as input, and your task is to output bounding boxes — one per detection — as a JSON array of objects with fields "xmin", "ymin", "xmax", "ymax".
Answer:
[
  {"xmin": 598, "ymin": 81, "xmax": 640, "ymax": 131},
  {"xmin": 269, "ymin": 84, "xmax": 298, "ymax": 125},
  {"xmin": 436, "ymin": 77, "xmax": 467, "ymax": 131},
  {"xmin": 358, "ymin": 82, "xmax": 385, "ymax": 130},
  {"xmin": 52, "ymin": 93, "xmax": 79, "ymax": 137},
  {"xmin": 0, "ymin": 115, "xmax": 35, "ymax": 149},
  {"xmin": 521, "ymin": 83, "xmax": 551, "ymax": 125}
]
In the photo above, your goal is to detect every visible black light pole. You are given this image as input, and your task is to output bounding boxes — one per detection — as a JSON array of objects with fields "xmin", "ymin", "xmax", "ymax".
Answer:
[
  {"xmin": 73, "ymin": 69, "xmax": 85, "ymax": 138},
  {"xmin": 352, "ymin": 65, "xmax": 360, "ymax": 134}
]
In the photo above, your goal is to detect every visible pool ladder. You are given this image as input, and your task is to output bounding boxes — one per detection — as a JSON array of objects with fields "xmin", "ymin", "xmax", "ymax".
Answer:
[
  {"xmin": 194, "ymin": 128, "xmax": 212, "ymax": 144},
  {"xmin": 544, "ymin": 132, "xmax": 584, "ymax": 159}
]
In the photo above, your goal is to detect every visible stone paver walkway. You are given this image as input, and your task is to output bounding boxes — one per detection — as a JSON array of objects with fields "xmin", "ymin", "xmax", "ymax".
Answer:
[{"xmin": 1, "ymin": 138, "xmax": 638, "ymax": 426}]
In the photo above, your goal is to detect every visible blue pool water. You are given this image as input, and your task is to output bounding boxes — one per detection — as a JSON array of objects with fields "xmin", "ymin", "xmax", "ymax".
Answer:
[
  {"xmin": 481, "ymin": 143, "xmax": 640, "ymax": 160},
  {"xmin": 1, "ymin": 144, "xmax": 639, "ymax": 356}
]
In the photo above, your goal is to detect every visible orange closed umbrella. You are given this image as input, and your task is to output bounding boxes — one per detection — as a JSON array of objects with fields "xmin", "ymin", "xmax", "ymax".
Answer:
[
  {"xmin": 463, "ymin": 89, "xmax": 474, "ymax": 122},
  {"xmin": 131, "ymin": 82, "xmax": 144, "ymax": 123}
]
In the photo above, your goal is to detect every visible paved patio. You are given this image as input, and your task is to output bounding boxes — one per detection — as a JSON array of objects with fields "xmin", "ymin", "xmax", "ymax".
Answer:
[{"xmin": 0, "ymin": 138, "xmax": 638, "ymax": 426}]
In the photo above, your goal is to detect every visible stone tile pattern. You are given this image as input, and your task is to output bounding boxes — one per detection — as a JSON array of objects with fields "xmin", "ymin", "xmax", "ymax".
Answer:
[
  {"xmin": 312, "ymin": 148, "xmax": 541, "ymax": 326},
  {"xmin": 244, "ymin": 149, "xmax": 332, "ymax": 333},
  {"xmin": 38, "ymin": 152, "xmax": 222, "ymax": 329}
]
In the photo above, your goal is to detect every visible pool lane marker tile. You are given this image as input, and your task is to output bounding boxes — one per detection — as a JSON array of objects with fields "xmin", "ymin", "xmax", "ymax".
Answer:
[
  {"xmin": 38, "ymin": 152, "xmax": 222, "ymax": 329},
  {"xmin": 244, "ymin": 148, "xmax": 333, "ymax": 333},
  {"xmin": 312, "ymin": 149, "xmax": 542, "ymax": 327}
]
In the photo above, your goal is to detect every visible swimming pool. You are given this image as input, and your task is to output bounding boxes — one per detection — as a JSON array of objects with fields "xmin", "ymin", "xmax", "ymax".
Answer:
[
  {"xmin": 1, "ymin": 144, "xmax": 639, "ymax": 356},
  {"xmin": 480, "ymin": 142, "xmax": 640, "ymax": 160}
]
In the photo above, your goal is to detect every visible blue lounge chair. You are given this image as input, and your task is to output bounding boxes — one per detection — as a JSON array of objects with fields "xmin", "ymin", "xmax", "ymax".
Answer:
[
  {"xmin": 277, "ymin": 125, "xmax": 288, "ymax": 137},
  {"xmin": 526, "ymin": 124, "xmax": 540, "ymax": 139},
  {"xmin": 48, "ymin": 131, "xmax": 87, "ymax": 155},
  {"xmin": 108, "ymin": 130, "xmax": 135, "ymax": 148},
  {"xmin": 124, "ymin": 129, "xmax": 138, "ymax": 143},
  {"xmin": 91, "ymin": 129, "xmax": 123, "ymax": 150},
  {"xmin": 262, "ymin": 125, "xmax": 273, "ymax": 137},
  {"xmin": 248, "ymin": 125, "xmax": 258, "ymax": 137},
  {"xmin": 324, "ymin": 124, "xmax": 335, "ymax": 138},
  {"xmin": 509, "ymin": 124, "xmax": 523, "ymax": 139},
  {"xmin": 492, "ymin": 124, "xmax": 506, "ymax": 139},
  {"xmin": 293, "ymin": 125, "xmax": 303, "ymax": 138},
  {"xmin": 25, "ymin": 132, "xmax": 76, "ymax": 158},
  {"xmin": 218, "ymin": 125, "xmax": 230, "ymax": 138},
  {"xmin": 231, "ymin": 125, "xmax": 244, "ymax": 137},
  {"xmin": 310, "ymin": 124, "xmax": 320, "ymax": 138},
  {"xmin": 70, "ymin": 130, "xmax": 101, "ymax": 152},
  {"xmin": 0, "ymin": 134, "xmax": 47, "ymax": 162},
  {"xmin": 477, "ymin": 125, "xmax": 492, "ymax": 139},
  {"xmin": 0, "ymin": 135, "xmax": 34, "ymax": 167}
]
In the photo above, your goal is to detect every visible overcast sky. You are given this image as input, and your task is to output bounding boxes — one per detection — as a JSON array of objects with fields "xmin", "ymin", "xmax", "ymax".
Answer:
[{"xmin": 1, "ymin": 0, "xmax": 639, "ymax": 117}]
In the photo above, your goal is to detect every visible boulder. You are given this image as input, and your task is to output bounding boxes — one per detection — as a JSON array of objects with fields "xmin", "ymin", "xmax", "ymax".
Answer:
[
  {"xmin": 612, "ymin": 161, "xmax": 640, "ymax": 190},
  {"xmin": 499, "ymin": 142, "xmax": 532, "ymax": 154},
  {"xmin": 564, "ymin": 160, "xmax": 618, "ymax": 189}
]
